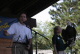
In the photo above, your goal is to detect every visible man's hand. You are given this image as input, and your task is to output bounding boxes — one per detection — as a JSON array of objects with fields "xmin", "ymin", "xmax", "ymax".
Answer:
[
  {"xmin": 4, "ymin": 30, "xmax": 10, "ymax": 36},
  {"xmin": 26, "ymin": 39, "xmax": 32, "ymax": 50},
  {"xmin": 27, "ymin": 45, "xmax": 30, "ymax": 50},
  {"xmin": 4, "ymin": 30, "xmax": 7, "ymax": 32},
  {"xmin": 54, "ymin": 45, "xmax": 58, "ymax": 54}
]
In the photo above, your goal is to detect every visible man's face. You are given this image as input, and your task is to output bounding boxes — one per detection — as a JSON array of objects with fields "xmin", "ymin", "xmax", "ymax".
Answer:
[
  {"xmin": 57, "ymin": 27, "xmax": 62, "ymax": 34},
  {"xmin": 19, "ymin": 13, "xmax": 27, "ymax": 23}
]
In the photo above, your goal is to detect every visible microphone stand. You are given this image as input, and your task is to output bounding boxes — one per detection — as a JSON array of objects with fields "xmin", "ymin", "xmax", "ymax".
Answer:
[
  {"xmin": 32, "ymin": 30, "xmax": 49, "ymax": 40},
  {"xmin": 32, "ymin": 30, "xmax": 50, "ymax": 54}
]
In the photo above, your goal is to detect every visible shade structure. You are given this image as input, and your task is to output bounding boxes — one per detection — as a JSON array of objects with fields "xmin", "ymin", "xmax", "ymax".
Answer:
[
  {"xmin": 0, "ymin": 0, "xmax": 59, "ymax": 18},
  {"xmin": 0, "ymin": 0, "xmax": 59, "ymax": 54}
]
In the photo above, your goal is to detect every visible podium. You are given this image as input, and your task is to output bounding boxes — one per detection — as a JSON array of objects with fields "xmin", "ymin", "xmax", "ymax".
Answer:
[{"xmin": 0, "ymin": 38, "xmax": 12, "ymax": 54}]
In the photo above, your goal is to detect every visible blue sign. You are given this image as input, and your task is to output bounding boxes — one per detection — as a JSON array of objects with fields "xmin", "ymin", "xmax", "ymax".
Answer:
[{"xmin": 0, "ymin": 16, "xmax": 18, "ymax": 39}]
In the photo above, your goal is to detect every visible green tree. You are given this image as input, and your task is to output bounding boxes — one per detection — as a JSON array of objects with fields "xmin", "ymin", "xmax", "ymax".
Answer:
[
  {"xmin": 32, "ymin": 21, "xmax": 53, "ymax": 49},
  {"xmin": 49, "ymin": 0, "xmax": 80, "ymax": 27},
  {"xmin": 49, "ymin": 0, "xmax": 80, "ymax": 53}
]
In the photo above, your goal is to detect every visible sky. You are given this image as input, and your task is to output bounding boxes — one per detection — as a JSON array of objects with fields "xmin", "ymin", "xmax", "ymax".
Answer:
[{"xmin": 32, "ymin": 0, "xmax": 63, "ymax": 22}]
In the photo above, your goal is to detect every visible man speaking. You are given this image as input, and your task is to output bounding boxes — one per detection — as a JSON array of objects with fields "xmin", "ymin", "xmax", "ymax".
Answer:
[{"xmin": 4, "ymin": 13, "xmax": 32, "ymax": 54}]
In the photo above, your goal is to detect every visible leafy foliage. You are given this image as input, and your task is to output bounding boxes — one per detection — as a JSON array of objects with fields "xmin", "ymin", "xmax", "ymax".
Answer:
[
  {"xmin": 49, "ymin": 0, "xmax": 80, "ymax": 53},
  {"xmin": 49, "ymin": 0, "xmax": 80, "ymax": 27},
  {"xmin": 32, "ymin": 0, "xmax": 80, "ymax": 54},
  {"xmin": 32, "ymin": 21, "xmax": 53, "ymax": 49}
]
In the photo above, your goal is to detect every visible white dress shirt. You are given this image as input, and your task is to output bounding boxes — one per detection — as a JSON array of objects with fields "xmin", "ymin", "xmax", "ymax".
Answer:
[{"xmin": 7, "ymin": 22, "xmax": 32, "ymax": 43}]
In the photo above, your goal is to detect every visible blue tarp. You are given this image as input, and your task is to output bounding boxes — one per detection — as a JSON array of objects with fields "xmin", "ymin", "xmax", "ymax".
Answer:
[{"xmin": 0, "ymin": 16, "xmax": 18, "ymax": 39}]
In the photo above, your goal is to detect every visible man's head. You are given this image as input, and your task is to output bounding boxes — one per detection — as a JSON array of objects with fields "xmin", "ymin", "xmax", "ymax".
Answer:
[
  {"xmin": 18, "ymin": 13, "xmax": 28, "ymax": 23},
  {"xmin": 54, "ymin": 26, "xmax": 62, "ymax": 35}
]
